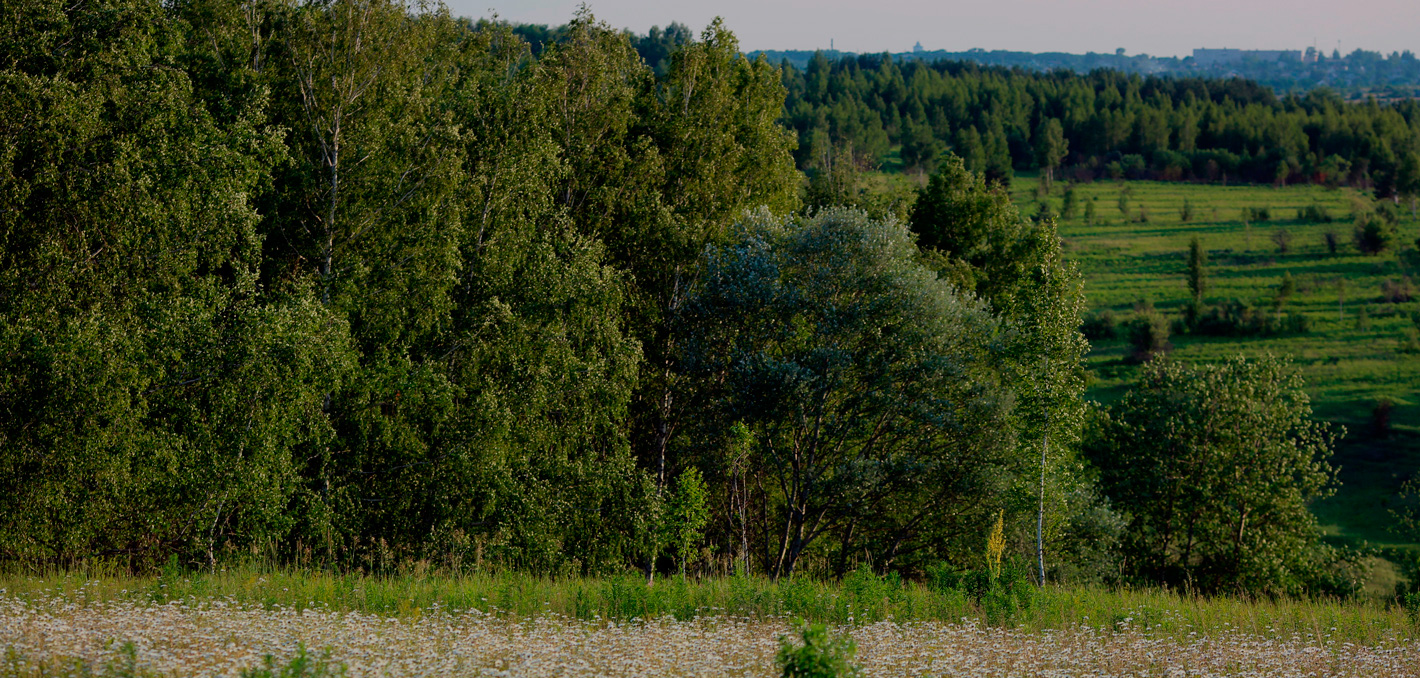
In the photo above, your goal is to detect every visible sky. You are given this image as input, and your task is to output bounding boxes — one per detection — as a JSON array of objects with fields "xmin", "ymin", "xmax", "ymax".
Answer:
[{"xmin": 464, "ymin": 0, "xmax": 1420, "ymax": 58}]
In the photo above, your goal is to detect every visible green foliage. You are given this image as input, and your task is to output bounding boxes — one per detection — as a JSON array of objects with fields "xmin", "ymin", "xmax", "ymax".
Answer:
[
  {"xmin": 1033, "ymin": 117, "xmax": 1067, "ymax": 186},
  {"xmin": 777, "ymin": 55, "xmax": 1420, "ymax": 189},
  {"xmin": 1191, "ymin": 299, "xmax": 1311, "ymax": 337},
  {"xmin": 1060, "ymin": 185, "xmax": 1079, "ymax": 219},
  {"xmin": 1354, "ymin": 212, "xmax": 1396, "ymax": 254},
  {"xmin": 1298, "ymin": 203, "xmax": 1334, "ymax": 223},
  {"xmin": 667, "ymin": 468, "xmax": 711, "ymax": 575},
  {"xmin": 1125, "ymin": 309, "xmax": 1172, "ymax": 362},
  {"xmin": 776, "ymin": 623, "xmax": 860, "ymax": 678},
  {"xmin": 677, "ymin": 208, "xmax": 1015, "ymax": 577},
  {"xmin": 929, "ymin": 558, "xmax": 1041, "ymax": 625},
  {"xmin": 0, "ymin": 0, "xmax": 346, "ymax": 567},
  {"xmin": 909, "ymin": 155, "xmax": 1051, "ymax": 308},
  {"xmin": 1243, "ymin": 206, "xmax": 1273, "ymax": 222},
  {"xmin": 1087, "ymin": 357, "xmax": 1351, "ymax": 595},
  {"xmin": 1081, "ymin": 311, "xmax": 1119, "ymax": 341},
  {"xmin": 1186, "ymin": 237, "xmax": 1208, "ymax": 306},
  {"xmin": 241, "ymin": 647, "xmax": 344, "ymax": 678}
]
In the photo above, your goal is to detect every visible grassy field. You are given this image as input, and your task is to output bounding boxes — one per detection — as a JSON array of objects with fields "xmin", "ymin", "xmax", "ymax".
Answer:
[
  {"xmin": 0, "ymin": 566, "xmax": 1412, "ymax": 643},
  {"xmin": 997, "ymin": 176, "xmax": 1420, "ymax": 562}
]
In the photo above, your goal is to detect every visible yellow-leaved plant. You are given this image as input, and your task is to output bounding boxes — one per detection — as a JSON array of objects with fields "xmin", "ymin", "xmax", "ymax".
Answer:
[{"xmin": 986, "ymin": 510, "xmax": 1006, "ymax": 582}]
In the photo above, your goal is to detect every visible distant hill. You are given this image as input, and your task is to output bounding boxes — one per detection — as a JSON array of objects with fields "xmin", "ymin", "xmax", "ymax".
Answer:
[
  {"xmin": 752, "ymin": 48, "xmax": 1172, "ymax": 76},
  {"xmin": 507, "ymin": 20, "xmax": 1420, "ymax": 100}
]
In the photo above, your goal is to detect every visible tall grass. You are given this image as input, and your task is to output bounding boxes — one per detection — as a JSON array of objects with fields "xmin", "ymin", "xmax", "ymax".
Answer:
[{"xmin": 1, "ymin": 565, "xmax": 1410, "ymax": 646}]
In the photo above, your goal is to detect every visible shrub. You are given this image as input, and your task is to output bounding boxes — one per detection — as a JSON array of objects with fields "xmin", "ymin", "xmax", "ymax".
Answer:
[
  {"xmin": 1271, "ymin": 228, "xmax": 1292, "ymax": 254},
  {"xmin": 1381, "ymin": 277, "xmax": 1414, "ymax": 303},
  {"xmin": 1061, "ymin": 185, "xmax": 1078, "ymax": 219},
  {"xmin": 1086, "ymin": 357, "xmax": 1343, "ymax": 596},
  {"xmin": 1243, "ymin": 206, "xmax": 1272, "ymax": 222},
  {"xmin": 1400, "ymin": 329, "xmax": 1420, "ymax": 355},
  {"xmin": 1323, "ymin": 230, "xmax": 1339, "ymax": 254},
  {"xmin": 928, "ymin": 558, "xmax": 1040, "ymax": 625},
  {"xmin": 1126, "ymin": 310, "xmax": 1171, "ymax": 363},
  {"xmin": 1355, "ymin": 213, "xmax": 1395, "ymax": 254},
  {"xmin": 1035, "ymin": 200, "xmax": 1056, "ymax": 223},
  {"xmin": 1081, "ymin": 310, "xmax": 1118, "ymax": 340},
  {"xmin": 1192, "ymin": 299, "xmax": 1309, "ymax": 337},
  {"xmin": 777, "ymin": 623, "xmax": 861, "ymax": 678},
  {"xmin": 1298, "ymin": 204, "xmax": 1334, "ymax": 223}
]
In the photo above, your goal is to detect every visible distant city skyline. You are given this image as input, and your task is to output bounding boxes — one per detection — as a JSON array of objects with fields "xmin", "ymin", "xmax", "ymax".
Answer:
[{"xmin": 466, "ymin": 0, "xmax": 1419, "ymax": 58}]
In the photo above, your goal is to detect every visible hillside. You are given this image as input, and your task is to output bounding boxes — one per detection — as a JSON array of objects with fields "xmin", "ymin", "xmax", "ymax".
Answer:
[{"xmin": 1003, "ymin": 175, "xmax": 1420, "ymax": 561}]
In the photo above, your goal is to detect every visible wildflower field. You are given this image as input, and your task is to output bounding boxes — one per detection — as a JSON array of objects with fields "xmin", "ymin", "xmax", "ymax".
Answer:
[{"xmin": 4, "ymin": 569, "xmax": 1420, "ymax": 677}]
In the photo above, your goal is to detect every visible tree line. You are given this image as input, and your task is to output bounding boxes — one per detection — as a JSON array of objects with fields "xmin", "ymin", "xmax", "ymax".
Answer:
[
  {"xmin": 777, "ymin": 52, "xmax": 1420, "ymax": 197},
  {"xmin": 0, "ymin": 1, "xmax": 1358, "ymax": 596},
  {"xmin": 758, "ymin": 46, "xmax": 1420, "ymax": 101}
]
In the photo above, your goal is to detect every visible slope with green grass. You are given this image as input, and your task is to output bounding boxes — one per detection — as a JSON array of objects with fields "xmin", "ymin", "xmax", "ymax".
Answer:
[{"xmin": 1007, "ymin": 175, "xmax": 1420, "ymax": 559}]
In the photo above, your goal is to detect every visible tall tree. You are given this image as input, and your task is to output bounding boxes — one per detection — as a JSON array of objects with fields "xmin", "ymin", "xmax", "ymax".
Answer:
[
  {"xmin": 1034, "ymin": 117, "xmax": 1068, "ymax": 189},
  {"xmin": 911, "ymin": 155, "xmax": 1090, "ymax": 579},
  {"xmin": 676, "ymin": 209, "xmax": 1014, "ymax": 578},
  {"xmin": 434, "ymin": 20, "xmax": 650, "ymax": 572},
  {"xmin": 0, "ymin": 0, "xmax": 344, "ymax": 566},
  {"xmin": 1087, "ymin": 357, "xmax": 1342, "ymax": 594},
  {"xmin": 1185, "ymin": 236, "xmax": 1208, "ymax": 324}
]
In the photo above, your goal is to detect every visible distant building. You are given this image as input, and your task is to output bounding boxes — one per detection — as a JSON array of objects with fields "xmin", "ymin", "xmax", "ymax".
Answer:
[
  {"xmin": 914, "ymin": 41, "xmax": 923, "ymax": 53},
  {"xmin": 1192, "ymin": 48, "xmax": 1302, "ymax": 66}
]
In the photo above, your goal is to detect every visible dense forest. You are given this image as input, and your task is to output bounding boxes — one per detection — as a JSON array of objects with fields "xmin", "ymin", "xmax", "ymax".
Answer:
[
  {"xmin": 516, "ymin": 23, "xmax": 1420, "ymax": 194},
  {"xmin": 777, "ymin": 53, "xmax": 1420, "ymax": 192},
  {"xmin": 757, "ymin": 46, "xmax": 1420, "ymax": 100},
  {"xmin": 0, "ymin": 0, "xmax": 1367, "ymax": 597}
]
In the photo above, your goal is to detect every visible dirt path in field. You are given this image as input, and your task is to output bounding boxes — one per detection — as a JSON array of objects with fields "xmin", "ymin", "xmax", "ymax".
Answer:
[{"xmin": 3, "ymin": 596, "xmax": 1418, "ymax": 677}]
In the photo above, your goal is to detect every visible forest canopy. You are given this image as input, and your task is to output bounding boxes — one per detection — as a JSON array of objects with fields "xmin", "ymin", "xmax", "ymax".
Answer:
[{"xmin": 0, "ymin": 0, "xmax": 1357, "ymax": 596}]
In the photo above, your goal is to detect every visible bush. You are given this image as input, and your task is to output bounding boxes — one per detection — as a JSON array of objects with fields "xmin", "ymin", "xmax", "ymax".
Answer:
[
  {"xmin": 928, "ymin": 558, "xmax": 1041, "ymax": 625},
  {"xmin": 1400, "ymin": 329, "xmax": 1420, "ymax": 355},
  {"xmin": 1086, "ymin": 357, "xmax": 1344, "ymax": 596},
  {"xmin": 1080, "ymin": 310, "xmax": 1118, "ymax": 340},
  {"xmin": 1355, "ymin": 213, "xmax": 1395, "ymax": 254},
  {"xmin": 1380, "ymin": 277, "xmax": 1414, "ymax": 303},
  {"xmin": 1061, "ymin": 185, "xmax": 1078, "ymax": 219},
  {"xmin": 777, "ymin": 623, "xmax": 861, "ymax": 678},
  {"xmin": 1298, "ymin": 204, "xmax": 1334, "ymax": 223},
  {"xmin": 1271, "ymin": 228, "xmax": 1292, "ymax": 254},
  {"xmin": 1243, "ymin": 206, "xmax": 1272, "ymax": 222},
  {"xmin": 1125, "ymin": 310, "xmax": 1171, "ymax": 362},
  {"xmin": 1035, "ymin": 200, "xmax": 1057, "ymax": 223},
  {"xmin": 1192, "ymin": 299, "xmax": 1309, "ymax": 337}
]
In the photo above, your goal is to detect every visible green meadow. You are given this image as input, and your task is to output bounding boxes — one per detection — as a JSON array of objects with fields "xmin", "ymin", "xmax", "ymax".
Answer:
[{"xmin": 1000, "ymin": 176, "xmax": 1420, "ymax": 570}]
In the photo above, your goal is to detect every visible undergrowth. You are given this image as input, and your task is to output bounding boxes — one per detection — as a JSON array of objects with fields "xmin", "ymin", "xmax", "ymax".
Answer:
[{"xmin": 0, "ymin": 563, "xmax": 1411, "ymax": 646}]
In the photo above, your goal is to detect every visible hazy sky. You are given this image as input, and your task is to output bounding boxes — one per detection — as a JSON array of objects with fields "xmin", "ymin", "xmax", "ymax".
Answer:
[{"xmin": 465, "ymin": 0, "xmax": 1419, "ymax": 57}]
